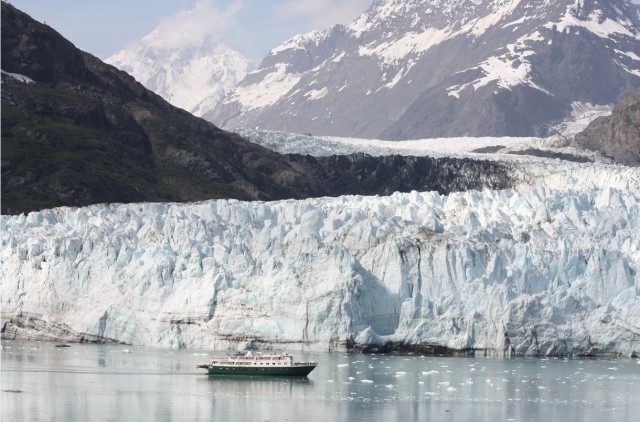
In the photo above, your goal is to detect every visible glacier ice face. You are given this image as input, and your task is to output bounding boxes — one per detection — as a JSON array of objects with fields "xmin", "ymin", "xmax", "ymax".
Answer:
[{"xmin": 2, "ymin": 164, "xmax": 639, "ymax": 355}]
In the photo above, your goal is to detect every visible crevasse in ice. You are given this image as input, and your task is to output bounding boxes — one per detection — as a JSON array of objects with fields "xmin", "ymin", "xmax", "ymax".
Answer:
[{"xmin": 2, "ymin": 157, "xmax": 639, "ymax": 355}]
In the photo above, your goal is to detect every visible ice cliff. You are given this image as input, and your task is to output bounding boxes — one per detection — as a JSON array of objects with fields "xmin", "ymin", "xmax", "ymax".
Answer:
[{"xmin": 2, "ymin": 162, "xmax": 639, "ymax": 356}]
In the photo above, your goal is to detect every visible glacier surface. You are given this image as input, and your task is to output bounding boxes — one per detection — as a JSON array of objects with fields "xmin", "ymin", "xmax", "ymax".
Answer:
[
  {"xmin": 234, "ymin": 128, "xmax": 612, "ymax": 163},
  {"xmin": 2, "ymin": 159, "xmax": 639, "ymax": 356}
]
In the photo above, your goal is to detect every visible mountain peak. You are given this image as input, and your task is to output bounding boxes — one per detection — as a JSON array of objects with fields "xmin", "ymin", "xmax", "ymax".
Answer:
[
  {"xmin": 0, "ymin": 2, "xmax": 300, "ymax": 214},
  {"xmin": 107, "ymin": 26, "xmax": 252, "ymax": 118}
]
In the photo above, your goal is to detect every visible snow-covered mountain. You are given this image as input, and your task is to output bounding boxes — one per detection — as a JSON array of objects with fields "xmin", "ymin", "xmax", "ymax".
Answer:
[
  {"xmin": 209, "ymin": 0, "xmax": 640, "ymax": 138},
  {"xmin": 3, "ymin": 150, "xmax": 639, "ymax": 356},
  {"xmin": 107, "ymin": 34, "xmax": 252, "ymax": 117}
]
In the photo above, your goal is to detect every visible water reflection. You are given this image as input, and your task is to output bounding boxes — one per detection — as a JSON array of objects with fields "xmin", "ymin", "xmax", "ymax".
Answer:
[
  {"xmin": 2, "ymin": 340, "xmax": 639, "ymax": 422},
  {"xmin": 200, "ymin": 375, "xmax": 313, "ymax": 405}
]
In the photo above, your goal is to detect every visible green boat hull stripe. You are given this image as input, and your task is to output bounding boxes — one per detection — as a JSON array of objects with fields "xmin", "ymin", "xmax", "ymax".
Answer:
[{"xmin": 206, "ymin": 365, "xmax": 316, "ymax": 377}]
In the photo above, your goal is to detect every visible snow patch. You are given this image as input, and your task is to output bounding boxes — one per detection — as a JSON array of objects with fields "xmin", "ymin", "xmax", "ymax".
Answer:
[
  {"xmin": 269, "ymin": 30, "xmax": 327, "ymax": 55},
  {"xmin": 616, "ymin": 61, "xmax": 640, "ymax": 77},
  {"xmin": 449, "ymin": 32, "xmax": 549, "ymax": 96},
  {"xmin": 467, "ymin": 0, "xmax": 525, "ymax": 36},
  {"xmin": 305, "ymin": 87, "xmax": 329, "ymax": 101},
  {"xmin": 332, "ymin": 52, "xmax": 347, "ymax": 63},
  {"xmin": 473, "ymin": 54, "xmax": 547, "ymax": 93},
  {"xmin": 546, "ymin": 8, "xmax": 640, "ymax": 39},
  {"xmin": 615, "ymin": 49, "xmax": 640, "ymax": 61},
  {"xmin": 383, "ymin": 61, "xmax": 416, "ymax": 89},
  {"xmin": 226, "ymin": 64, "xmax": 301, "ymax": 110},
  {"xmin": 1, "ymin": 70, "xmax": 35, "ymax": 84},
  {"xmin": 358, "ymin": 27, "xmax": 452, "ymax": 64}
]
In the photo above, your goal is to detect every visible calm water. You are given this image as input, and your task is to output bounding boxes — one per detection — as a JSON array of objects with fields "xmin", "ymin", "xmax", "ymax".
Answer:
[{"xmin": 2, "ymin": 340, "xmax": 639, "ymax": 422}]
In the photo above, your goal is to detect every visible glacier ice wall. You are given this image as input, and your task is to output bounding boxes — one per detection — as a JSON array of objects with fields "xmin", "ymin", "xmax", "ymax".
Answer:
[{"xmin": 2, "ymin": 174, "xmax": 639, "ymax": 355}]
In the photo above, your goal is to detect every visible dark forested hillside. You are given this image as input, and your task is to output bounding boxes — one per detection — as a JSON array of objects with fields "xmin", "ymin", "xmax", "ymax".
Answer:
[{"xmin": 1, "ymin": 2, "xmax": 512, "ymax": 215}]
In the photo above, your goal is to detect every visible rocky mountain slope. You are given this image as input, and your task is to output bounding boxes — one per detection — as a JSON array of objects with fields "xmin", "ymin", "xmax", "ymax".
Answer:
[
  {"xmin": 574, "ymin": 90, "xmax": 640, "ymax": 166},
  {"xmin": 209, "ymin": 0, "xmax": 640, "ymax": 139},
  {"xmin": 106, "ymin": 34, "xmax": 252, "ymax": 118},
  {"xmin": 0, "ymin": 3, "xmax": 512, "ymax": 215},
  {"xmin": 0, "ymin": 2, "xmax": 305, "ymax": 215}
]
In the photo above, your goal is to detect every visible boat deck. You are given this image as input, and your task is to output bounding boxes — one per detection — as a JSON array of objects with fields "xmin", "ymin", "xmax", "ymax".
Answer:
[{"xmin": 197, "ymin": 351, "xmax": 317, "ymax": 377}]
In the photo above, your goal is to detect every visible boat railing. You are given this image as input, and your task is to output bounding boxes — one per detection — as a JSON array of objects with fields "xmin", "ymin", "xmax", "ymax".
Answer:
[{"xmin": 203, "ymin": 351, "xmax": 316, "ymax": 367}]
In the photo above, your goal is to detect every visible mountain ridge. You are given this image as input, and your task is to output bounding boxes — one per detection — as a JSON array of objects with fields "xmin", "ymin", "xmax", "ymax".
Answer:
[
  {"xmin": 0, "ymin": 2, "xmax": 514, "ymax": 215},
  {"xmin": 0, "ymin": 2, "xmax": 313, "ymax": 214},
  {"xmin": 209, "ymin": 0, "xmax": 640, "ymax": 139}
]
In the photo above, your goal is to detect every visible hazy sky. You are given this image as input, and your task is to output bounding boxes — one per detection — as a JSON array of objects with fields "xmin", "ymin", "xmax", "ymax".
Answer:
[{"xmin": 11, "ymin": 0, "xmax": 373, "ymax": 62}]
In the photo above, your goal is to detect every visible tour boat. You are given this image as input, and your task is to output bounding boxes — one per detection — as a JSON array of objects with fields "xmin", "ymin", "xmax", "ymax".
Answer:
[{"xmin": 196, "ymin": 351, "xmax": 318, "ymax": 377}]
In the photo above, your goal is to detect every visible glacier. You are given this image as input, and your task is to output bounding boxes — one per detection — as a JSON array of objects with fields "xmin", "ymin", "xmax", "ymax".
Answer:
[
  {"xmin": 2, "ymin": 155, "xmax": 639, "ymax": 356},
  {"xmin": 234, "ymin": 128, "xmax": 612, "ymax": 163}
]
